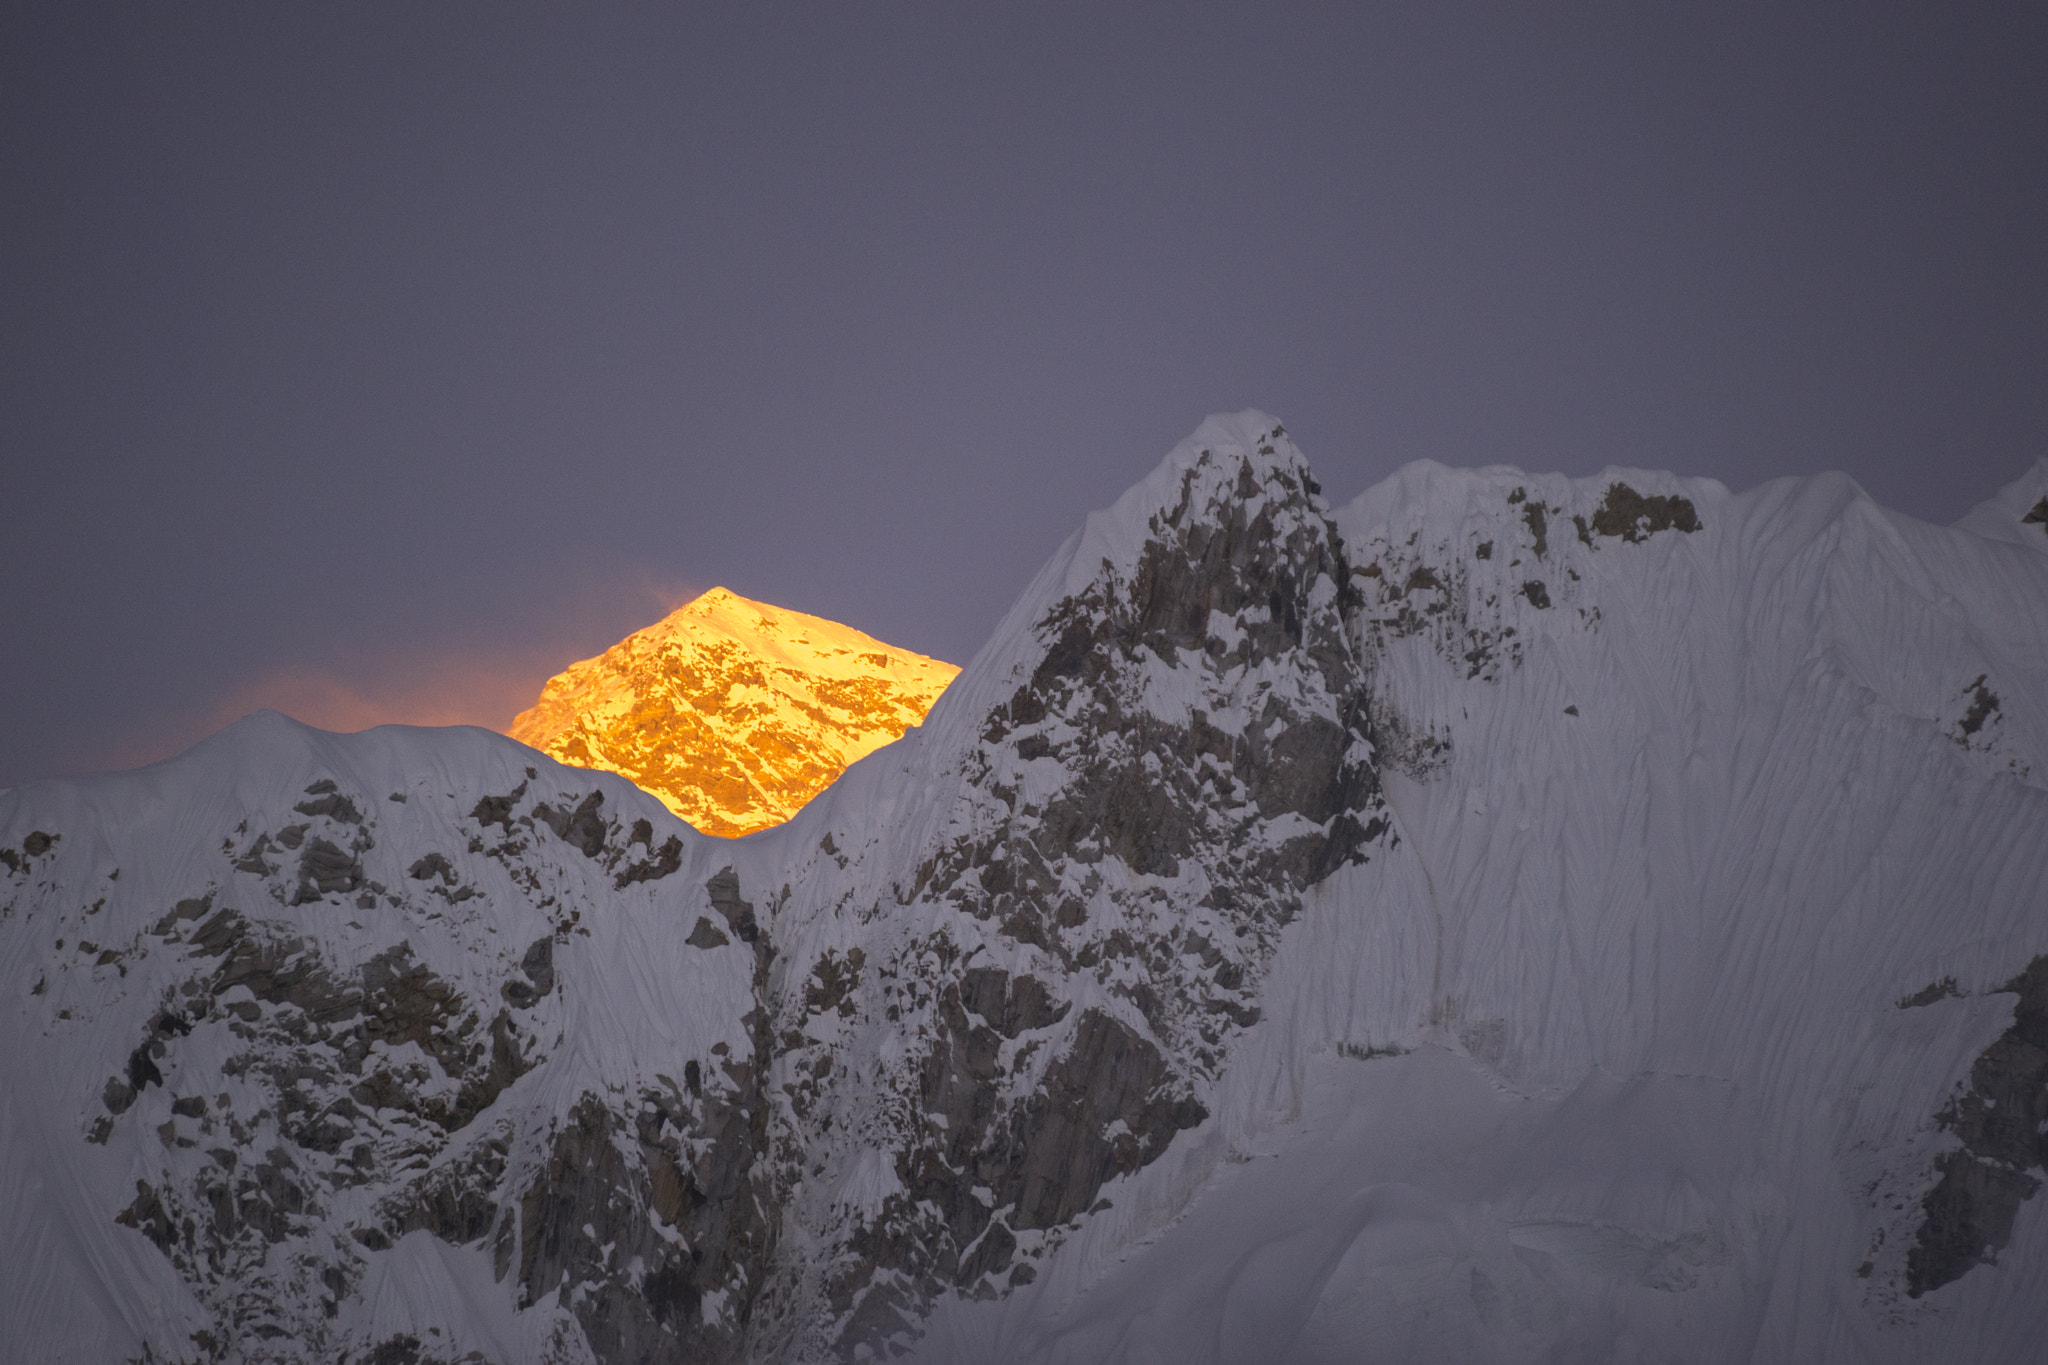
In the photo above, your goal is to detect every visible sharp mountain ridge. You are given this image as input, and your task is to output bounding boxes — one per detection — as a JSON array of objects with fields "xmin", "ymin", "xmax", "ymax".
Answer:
[{"xmin": 4, "ymin": 412, "xmax": 2048, "ymax": 1364}]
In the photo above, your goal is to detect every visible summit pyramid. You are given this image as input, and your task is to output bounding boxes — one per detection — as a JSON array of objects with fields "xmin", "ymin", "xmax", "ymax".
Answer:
[{"xmin": 509, "ymin": 587, "xmax": 959, "ymax": 836}]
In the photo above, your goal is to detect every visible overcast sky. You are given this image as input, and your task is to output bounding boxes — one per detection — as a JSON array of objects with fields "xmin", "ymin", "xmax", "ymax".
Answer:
[{"xmin": 6, "ymin": 3, "xmax": 2045, "ymax": 786}]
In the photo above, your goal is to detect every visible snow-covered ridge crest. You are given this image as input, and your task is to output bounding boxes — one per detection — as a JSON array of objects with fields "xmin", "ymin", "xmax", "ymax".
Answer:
[
  {"xmin": 919, "ymin": 407, "xmax": 1329, "ymax": 750},
  {"xmin": 1063, "ymin": 408, "xmax": 1319, "ymax": 594},
  {"xmin": 1334, "ymin": 457, "xmax": 2046, "ymax": 788},
  {"xmin": 1955, "ymin": 457, "xmax": 2048, "ymax": 550}
]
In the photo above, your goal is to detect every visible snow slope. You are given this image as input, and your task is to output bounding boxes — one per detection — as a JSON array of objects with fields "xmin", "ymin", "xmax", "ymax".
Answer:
[{"xmin": 913, "ymin": 453, "xmax": 2048, "ymax": 1364}]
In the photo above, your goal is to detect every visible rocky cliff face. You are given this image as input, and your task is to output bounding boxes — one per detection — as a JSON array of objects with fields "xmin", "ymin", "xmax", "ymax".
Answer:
[
  {"xmin": 740, "ymin": 417, "xmax": 1393, "ymax": 1358},
  {"xmin": 509, "ymin": 587, "xmax": 959, "ymax": 837},
  {"xmin": 6, "ymin": 423, "xmax": 2048, "ymax": 1365}
]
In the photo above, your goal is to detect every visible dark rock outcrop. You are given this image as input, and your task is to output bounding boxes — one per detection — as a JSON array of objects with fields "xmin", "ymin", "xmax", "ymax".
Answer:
[
  {"xmin": 1588, "ymin": 481, "xmax": 1701, "ymax": 542},
  {"xmin": 765, "ymin": 429, "xmax": 1393, "ymax": 1357},
  {"xmin": 1907, "ymin": 956, "xmax": 2048, "ymax": 1296}
]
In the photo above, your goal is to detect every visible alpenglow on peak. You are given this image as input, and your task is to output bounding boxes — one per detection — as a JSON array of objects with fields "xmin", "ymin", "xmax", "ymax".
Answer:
[{"xmin": 509, "ymin": 587, "xmax": 958, "ymax": 836}]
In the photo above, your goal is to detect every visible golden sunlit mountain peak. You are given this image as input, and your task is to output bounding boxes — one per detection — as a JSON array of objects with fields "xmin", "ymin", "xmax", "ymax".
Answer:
[{"xmin": 508, "ymin": 587, "xmax": 959, "ymax": 837}]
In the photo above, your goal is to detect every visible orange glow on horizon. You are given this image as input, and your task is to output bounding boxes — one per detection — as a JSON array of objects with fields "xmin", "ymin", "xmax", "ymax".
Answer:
[
  {"xmin": 76, "ymin": 656, "xmax": 561, "ymax": 777},
  {"xmin": 68, "ymin": 586, "xmax": 955, "ymax": 845}
]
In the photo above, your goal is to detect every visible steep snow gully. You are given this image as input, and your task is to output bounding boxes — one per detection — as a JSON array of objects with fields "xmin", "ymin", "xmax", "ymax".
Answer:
[{"xmin": 4, "ymin": 412, "xmax": 2047, "ymax": 1364}]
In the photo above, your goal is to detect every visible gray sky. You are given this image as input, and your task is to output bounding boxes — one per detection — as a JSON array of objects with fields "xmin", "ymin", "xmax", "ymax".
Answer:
[{"xmin": 6, "ymin": 3, "xmax": 2045, "ymax": 786}]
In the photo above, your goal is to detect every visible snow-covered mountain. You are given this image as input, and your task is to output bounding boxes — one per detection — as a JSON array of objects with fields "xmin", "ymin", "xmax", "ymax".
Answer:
[
  {"xmin": 509, "ymin": 586, "xmax": 959, "ymax": 836},
  {"xmin": 4, "ymin": 413, "xmax": 2046, "ymax": 1364}
]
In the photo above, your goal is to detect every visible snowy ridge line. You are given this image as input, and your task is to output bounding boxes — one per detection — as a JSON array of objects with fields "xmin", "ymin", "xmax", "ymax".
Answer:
[{"xmin": 3, "ymin": 420, "xmax": 2048, "ymax": 1363}]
